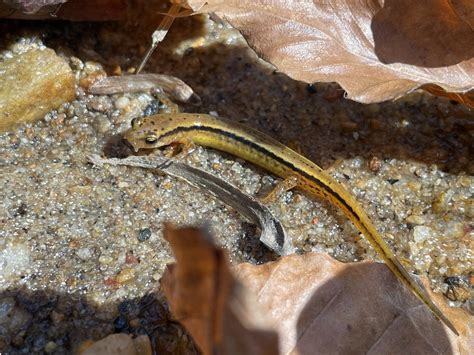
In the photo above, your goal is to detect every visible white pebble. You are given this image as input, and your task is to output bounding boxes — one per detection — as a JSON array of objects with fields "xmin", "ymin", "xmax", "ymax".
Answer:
[
  {"xmin": 413, "ymin": 226, "xmax": 433, "ymax": 243},
  {"xmin": 0, "ymin": 243, "xmax": 31, "ymax": 281},
  {"xmin": 76, "ymin": 247, "xmax": 93, "ymax": 260},
  {"xmin": 118, "ymin": 181, "xmax": 130, "ymax": 188},
  {"xmin": 115, "ymin": 96, "xmax": 130, "ymax": 110}
]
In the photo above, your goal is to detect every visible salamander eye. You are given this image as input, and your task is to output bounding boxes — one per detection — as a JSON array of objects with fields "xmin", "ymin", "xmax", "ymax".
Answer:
[
  {"xmin": 145, "ymin": 136, "xmax": 158, "ymax": 145},
  {"xmin": 131, "ymin": 117, "xmax": 143, "ymax": 128}
]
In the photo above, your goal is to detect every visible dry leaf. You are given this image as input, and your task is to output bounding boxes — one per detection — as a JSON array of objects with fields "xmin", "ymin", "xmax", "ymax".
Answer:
[
  {"xmin": 421, "ymin": 84, "xmax": 474, "ymax": 107},
  {"xmin": 160, "ymin": 225, "xmax": 472, "ymax": 354},
  {"xmin": 235, "ymin": 253, "xmax": 473, "ymax": 354},
  {"xmin": 187, "ymin": 0, "xmax": 474, "ymax": 105},
  {"xmin": 160, "ymin": 223, "xmax": 279, "ymax": 355},
  {"xmin": 4, "ymin": 1, "xmax": 472, "ymax": 105}
]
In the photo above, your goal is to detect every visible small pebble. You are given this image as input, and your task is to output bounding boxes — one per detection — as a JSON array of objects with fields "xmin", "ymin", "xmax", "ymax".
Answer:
[
  {"xmin": 368, "ymin": 156, "xmax": 382, "ymax": 172},
  {"xmin": 69, "ymin": 56, "xmax": 84, "ymax": 71},
  {"xmin": 118, "ymin": 181, "xmax": 130, "ymax": 188},
  {"xmin": 76, "ymin": 248, "xmax": 93, "ymax": 261},
  {"xmin": 0, "ymin": 297, "xmax": 15, "ymax": 318},
  {"xmin": 87, "ymin": 96, "xmax": 113, "ymax": 113},
  {"xmin": 125, "ymin": 252, "xmax": 139, "ymax": 265},
  {"xmin": 143, "ymin": 100, "xmax": 163, "ymax": 116},
  {"xmin": 113, "ymin": 315, "xmax": 128, "ymax": 331},
  {"xmin": 99, "ymin": 255, "xmax": 113, "ymax": 265},
  {"xmin": 138, "ymin": 228, "xmax": 151, "ymax": 242},
  {"xmin": 44, "ymin": 341, "xmax": 57, "ymax": 353},
  {"xmin": 0, "ymin": 243, "xmax": 31, "ymax": 281},
  {"xmin": 399, "ymin": 118, "xmax": 410, "ymax": 127},
  {"xmin": 413, "ymin": 226, "xmax": 433, "ymax": 243},
  {"xmin": 115, "ymin": 96, "xmax": 130, "ymax": 110},
  {"xmin": 129, "ymin": 318, "xmax": 141, "ymax": 328},
  {"xmin": 83, "ymin": 61, "xmax": 103, "ymax": 75},
  {"xmin": 116, "ymin": 268, "xmax": 135, "ymax": 283},
  {"xmin": 406, "ymin": 215, "xmax": 425, "ymax": 225},
  {"xmin": 92, "ymin": 115, "xmax": 111, "ymax": 133}
]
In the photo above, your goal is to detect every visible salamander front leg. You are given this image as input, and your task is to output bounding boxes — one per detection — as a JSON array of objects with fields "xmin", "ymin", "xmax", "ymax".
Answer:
[
  {"xmin": 164, "ymin": 139, "xmax": 197, "ymax": 159},
  {"xmin": 260, "ymin": 175, "xmax": 299, "ymax": 204}
]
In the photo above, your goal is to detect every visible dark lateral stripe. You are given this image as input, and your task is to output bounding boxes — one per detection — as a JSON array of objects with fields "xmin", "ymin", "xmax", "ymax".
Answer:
[{"xmin": 159, "ymin": 124, "xmax": 362, "ymax": 223}]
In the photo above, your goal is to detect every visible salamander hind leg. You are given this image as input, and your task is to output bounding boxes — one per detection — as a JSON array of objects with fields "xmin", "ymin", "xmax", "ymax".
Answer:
[{"xmin": 260, "ymin": 175, "xmax": 299, "ymax": 204}]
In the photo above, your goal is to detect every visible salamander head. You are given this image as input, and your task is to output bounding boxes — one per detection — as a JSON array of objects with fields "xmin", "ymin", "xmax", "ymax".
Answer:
[{"xmin": 124, "ymin": 115, "xmax": 178, "ymax": 152}]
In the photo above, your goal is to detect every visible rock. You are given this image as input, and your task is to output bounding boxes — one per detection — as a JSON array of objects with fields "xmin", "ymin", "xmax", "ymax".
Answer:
[
  {"xmin": 92, "ymin": 114, "xmax": 111, "ymax": 133},
  {"xmin": 406, "ymin": 214, "xmax": 425, "ymax": 225},
  {"xmin": 80, "ymin": 333, "xmax": 152, "ymax": 355},
  {"xmin": 76, "ymin": 248, "xmax": 93, "ymax": 261},
  {"xmin": 0, "ymin": 297, "xmax": 16, "ymax": 322},
  {"xmin": 116, "ymin": 268, "xmax": 135, "ymax": 284},
  {"xmin": 0, "ymin": 243, "xmax": 31, "ymax": 281},
  {"xmin": 0, "ymin": 48, "xmax": 75, "ymax": 132},
  {"xmin": 413, "ymin": 226, "xmax": 434, "ymax": 243},
  {"xmin": 133, "ymin": 335, "xmax": 152, "ymax": 355},
  {"xmin": 98, "ymin": 255, "xmax": 113, "ymax": 265},
  {"xmin": 115, "ymin": 96, "xmax": 130, "ymax": 110},
  {"xmin": 44, "ymin": 341, "xmax": 57, "ymax": 353},
  {"xmin": 0, "ymin": 297, "xmax": 32, "ymax": 334},
  {"xmin": 137, "ymin": 228, "xmax": 151, "ymax": 242}
]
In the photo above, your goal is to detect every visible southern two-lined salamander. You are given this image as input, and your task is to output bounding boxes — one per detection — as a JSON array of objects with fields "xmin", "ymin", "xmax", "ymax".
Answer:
[{"xmin": 124, "ymin": 113, "xmax": 457, "ymax": 335}]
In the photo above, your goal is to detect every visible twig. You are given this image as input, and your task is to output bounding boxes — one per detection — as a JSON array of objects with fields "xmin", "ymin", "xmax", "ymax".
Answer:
[
  {"xmin": 88, "ymin": 154, "xmax": 292, "ymax": 256},
  {"xmin": 135, "ymin": 3, "xmax": 193, "ymax": 74},
  {"xmin": 86, "ymin": 74, "xmax": 201, "ymax": 104}
]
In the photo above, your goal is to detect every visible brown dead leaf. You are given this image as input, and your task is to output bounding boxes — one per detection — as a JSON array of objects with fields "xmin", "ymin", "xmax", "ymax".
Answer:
[
  {"xmin": 187, "ymin": 0, "xmax": 474, "ymax": 105},
  {"xmin": 160, "ymin": 223, "xmax": 279, "ymax": 355},
  {"xmin": 421, "ymin": 84, "xmax": 474, "ymax": 107},
  {"xmin": 161, "ymin": 225, "xmax": 472, "ymax": 355},
  {"xmin": 235, "ymin": 253, "xmax": 473, "ymax": 354},
  {"xmin": 371, "ymin": 0, "xmax": 474, "ymax": 67}
]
